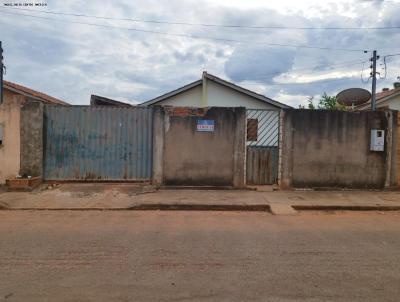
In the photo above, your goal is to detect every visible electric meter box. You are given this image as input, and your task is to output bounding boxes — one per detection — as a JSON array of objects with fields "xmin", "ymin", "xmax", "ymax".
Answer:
[{"xmin": 370, "ymin": 129, "xmax": 385, "ymax": 151}]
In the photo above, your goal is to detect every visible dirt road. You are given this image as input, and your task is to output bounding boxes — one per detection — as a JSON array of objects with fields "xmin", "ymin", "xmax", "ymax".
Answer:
[{"xmin": 0, "ymin": 211, "xmax": 399, "ymax": 301}]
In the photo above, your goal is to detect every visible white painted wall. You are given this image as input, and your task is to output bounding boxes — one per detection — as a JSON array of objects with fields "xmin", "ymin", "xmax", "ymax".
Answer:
[
  {"xmin": 206, "ymin": 81, "xmax": 278, "ymax": 110},
  {"xmin": 377, "ymin": 95, "xmax": 400, "ymax": 110},
  {"xmin": 154, "ymin": 85, "xmax": 202, "ymax": 107},
  {"xmin": 152, "ymin": 80, "xmax": 280, "ymax": 110}
]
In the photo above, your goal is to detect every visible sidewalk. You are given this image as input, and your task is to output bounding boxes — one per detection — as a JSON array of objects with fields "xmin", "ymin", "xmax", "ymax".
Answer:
[{"xmin": 0, "ymin": 183, "xmax": 399, "ymax": 213}]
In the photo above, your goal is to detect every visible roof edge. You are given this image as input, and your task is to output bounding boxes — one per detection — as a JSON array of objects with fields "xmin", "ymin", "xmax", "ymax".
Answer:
[
  {"xmin": 140, "ymin": 79, "xmax": 202, "ymax": 106},
  {"xmin": 90, "ymin": 94, "xmax": 132, "ymax": 107},
  {"xmin": 204, "ymin": 73, "xmax": 291, "ymax": 109},
  {"xmin": 357, "ymin": 89, "xmax": 400, "ymax": 110},
  {"xmin": 3, "ymin": 80, "xmax": 69, "ymax": 105},
  {"xmin": 140, "ymin": 73, "xmax": 291, "ymax": 109}
]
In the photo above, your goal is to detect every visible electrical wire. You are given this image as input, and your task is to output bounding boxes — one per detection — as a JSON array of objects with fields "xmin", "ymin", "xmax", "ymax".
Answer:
[
  {"xmin": 236, "ymin": 60, "xmax": 367, "ymax": 82},
  {"xmin": 241, "ymin": 60, "xmax": 370, "ymax": 86},
  {"xmin": 243, "ymin": 76, "xmax": 363, "ymax": 87},
  {"xmin": 361, "ymin": 61, "xmax": 371, "ymax": 83},
  {"xmin": 2, "ymin": 6, "xmax": 400, "ymax": 30},
  {"xmin": 0, "ymin": 10, "xmax": 372, "ymax": 52},
  {"xmin": 381, "ymin": 53, "xmax": 400, "ymax": 79}
]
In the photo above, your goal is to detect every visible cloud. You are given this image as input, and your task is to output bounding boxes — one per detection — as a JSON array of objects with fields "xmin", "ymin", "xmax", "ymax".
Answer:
[
  {"xmin": 0, "ymin": 0, "xmax": 398, "ymax": 106},
  {"xmin": 224, "ymin": 46, "xmax": 296, "ymax": 83}
]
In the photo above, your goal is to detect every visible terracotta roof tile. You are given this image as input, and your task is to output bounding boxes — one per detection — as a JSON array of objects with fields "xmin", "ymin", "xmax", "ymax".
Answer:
[
  {"xmin": 375, "ymin": 87, "xmax": 400, "ymax": 101},
  {"xmin": 357, "ymin": 87, "xmax": 400, "ymax": 110},
  {"xmin": 3, "ymin": 80, "xmax": 69, "ymax": 105}
]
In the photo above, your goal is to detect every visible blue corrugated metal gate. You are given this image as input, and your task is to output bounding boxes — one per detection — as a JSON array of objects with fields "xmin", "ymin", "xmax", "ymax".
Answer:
[{"xmin": 43, "ymin": 106, "xmax": 153, "ymax": 181}]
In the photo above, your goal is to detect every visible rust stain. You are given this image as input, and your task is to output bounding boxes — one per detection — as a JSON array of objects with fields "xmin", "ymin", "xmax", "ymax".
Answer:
[{"xmin": 165, "ymin": 106, "xmax": 209, "ymax": 117}]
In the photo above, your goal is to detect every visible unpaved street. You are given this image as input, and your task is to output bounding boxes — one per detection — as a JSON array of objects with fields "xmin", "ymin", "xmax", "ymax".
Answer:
[{"xmin": 0, "ymin": 211, "xmax": 400, "ymax": 301}]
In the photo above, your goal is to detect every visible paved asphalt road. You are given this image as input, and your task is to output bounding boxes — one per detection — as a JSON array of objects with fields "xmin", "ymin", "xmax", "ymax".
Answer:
[{"xmin": 0, "ymin": 211, "xmax": 399, "ymax": 302}]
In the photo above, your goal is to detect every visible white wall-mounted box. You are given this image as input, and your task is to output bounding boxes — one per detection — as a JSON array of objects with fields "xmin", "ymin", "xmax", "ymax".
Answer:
[{"xmin": 370, "ymin": 129, "xmax": 384, "ymax": 151}]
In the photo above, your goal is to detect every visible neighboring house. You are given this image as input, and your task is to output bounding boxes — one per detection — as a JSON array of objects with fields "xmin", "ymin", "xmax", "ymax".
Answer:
[
  {"xmin": 141, "ymin": 71, "xmax": 290, "ymax": 110},
  {"xmin": 90, "ymin": 94, "xmax": 132, "ymax": 107},
  {"xmin": 357, "ymin": 83, "xmax": 400, "ymax": 111},
  {"xmin": 0, "ymin": 80, "xmax": 68, "ymax": 184}
]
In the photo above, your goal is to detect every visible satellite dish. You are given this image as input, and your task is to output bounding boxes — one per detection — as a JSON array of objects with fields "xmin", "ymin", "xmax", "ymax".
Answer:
[{"xmin": 336, "ymin": 88, "xmax": 371, "ymax": 106}]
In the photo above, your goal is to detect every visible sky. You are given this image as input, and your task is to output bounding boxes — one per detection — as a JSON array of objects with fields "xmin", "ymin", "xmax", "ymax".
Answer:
[{"xmin": 0, "ymin": 0, "xmax": 400, "ymax": 107}]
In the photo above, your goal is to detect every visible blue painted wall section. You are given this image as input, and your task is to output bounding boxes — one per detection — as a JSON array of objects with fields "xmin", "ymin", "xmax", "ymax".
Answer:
[{"xmin": 43, "ymin": 106, "xmax": 153, "ymax": 180}]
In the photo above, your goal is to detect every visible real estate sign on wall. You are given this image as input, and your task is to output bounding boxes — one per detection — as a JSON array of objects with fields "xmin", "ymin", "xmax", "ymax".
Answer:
[{"xmin": 197, "ymin": 120, "xmax": 214, "ymax": 132}]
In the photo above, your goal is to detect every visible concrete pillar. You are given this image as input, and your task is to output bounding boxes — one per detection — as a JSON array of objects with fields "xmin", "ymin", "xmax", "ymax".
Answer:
[
  {"xmin": 233, "ymin": 107, "xmax": 246, "ymax": 188},
  {"xmin": 20, "ymin": 101, "xmax": 44, "ymax": 178},
  {"xmin": 152, "ymin": 106, "xmax": 165, "ymax": 186},
  {"xmin": 279, "ymin": 109, "xmax": 293, "ymax": 189},
  {"xmin": 385, "ymin": 110, "xmax": 398, "ymax": 188},
  {"xmin": 277, "ymin": 109, "xmax": 284, "ymax": 187}
]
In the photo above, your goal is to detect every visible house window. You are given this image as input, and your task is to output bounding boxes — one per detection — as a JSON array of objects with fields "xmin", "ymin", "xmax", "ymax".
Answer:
[{"xmin": 247, "ymin": 119, "xmax": 258, "ymax": 141}]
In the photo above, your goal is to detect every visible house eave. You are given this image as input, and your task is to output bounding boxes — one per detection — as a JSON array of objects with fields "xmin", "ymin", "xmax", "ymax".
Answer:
[
  {"xmin": 140, "ymin": 73, "xmax": 292, "ymax": 109},
  {"xmin": 357, "ymin": 90, "xmax": 400, "ymax": 110},
  {"xmin": 140, "ymin": 80, "xmax": 202, "ymax": 106}
]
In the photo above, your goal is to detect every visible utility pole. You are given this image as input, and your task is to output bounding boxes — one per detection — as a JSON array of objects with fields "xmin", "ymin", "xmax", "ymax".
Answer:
[
  {"xmin": 370, "ymin": 50, "xmax": 378, "ymax": 111},
  {"xmin": 0, "ymin": 41, "xmax": 3, "ymax": 104}
]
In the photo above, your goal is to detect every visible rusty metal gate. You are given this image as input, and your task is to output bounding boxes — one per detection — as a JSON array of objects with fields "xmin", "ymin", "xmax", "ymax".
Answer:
[
  {"xmin": 43, "ymin": 106, "xmax": 153, "ymax": 181},
  {"xmin": 246, "ymin": 109, "xmax": 279, "ymax": 185}
]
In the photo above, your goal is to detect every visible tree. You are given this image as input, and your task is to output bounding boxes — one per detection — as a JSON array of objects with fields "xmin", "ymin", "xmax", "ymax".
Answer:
[
  {"xmin": 299, "ymin": 93, "xmax": 346, "ymax": 110},
  {"xmin": 298, "ymin": 96, "xmax": 316, "ymax": 109},
  {"xmin": 318, "ymin": 93, "xmax": 337, "ymax": 110}
]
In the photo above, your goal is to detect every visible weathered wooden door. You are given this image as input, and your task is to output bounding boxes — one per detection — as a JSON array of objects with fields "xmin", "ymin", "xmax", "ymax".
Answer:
[{"xmin": 246, "ymin": 109, "xmax": 279, "ymax": 185}]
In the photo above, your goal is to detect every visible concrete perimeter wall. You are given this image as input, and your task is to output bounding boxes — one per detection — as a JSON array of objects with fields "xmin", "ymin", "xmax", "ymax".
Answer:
[
  {"xmin": 20, "ymin": 101, "xmax": 44, "ymax": 178},
  {"xmin": 153, "ymin": 106, "xmax": 246, "ymax": 187},
  {"xmin": 280, "ymin": 109, "xmax": 396, "ymax": 189}
]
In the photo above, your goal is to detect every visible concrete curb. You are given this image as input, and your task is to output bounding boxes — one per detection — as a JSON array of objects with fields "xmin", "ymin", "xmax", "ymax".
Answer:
[
  {"xmin": 292, "ymin": 205, "xmax": 400, "ymax": 211},
  {"xmin": 0, "ymin": 204, "xmax": 272, "ymax": 212},
  {"xmin": 1, "ymin": 204, "xmax": 400, "ymax": 212},
  {"xmin": 160, "ymin": 186, "xmax": 256, "ymax": 191},
  {"xmin": 129, "ymin": 204, "xmax": 271, "ymax": 211}
]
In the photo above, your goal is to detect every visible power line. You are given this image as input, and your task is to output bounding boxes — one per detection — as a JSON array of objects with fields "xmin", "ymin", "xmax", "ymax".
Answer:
[
  {"xmin": 361, "ymin": 61, "xmax": 371, "ymax": 84},
  {"xmin": 0, "ymin": 10, "xmax": 372, "ymax": 52},
  {"xmin": 243, "ymin": 76, "xmax": 364, "ymax": 86},
  {"xmin": 2, "ymin": 6, "xmax": 400, "ymax": 30},
  {"xmin": 381, "ymin": 53, "xmax": 400, "ymax": 79},
  {"xmin": 240, "ymin": 60, "xmax": 370, "ymax": 85},
  {"xmin": 235, "ymin": 60, "xmax": 367, "ymax": 82}
]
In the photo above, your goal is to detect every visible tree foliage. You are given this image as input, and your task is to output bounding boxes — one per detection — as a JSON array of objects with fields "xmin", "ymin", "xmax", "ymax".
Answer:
[{"xmin": 299, "ymin": 93, "xmax": 347, "ymax": 110}]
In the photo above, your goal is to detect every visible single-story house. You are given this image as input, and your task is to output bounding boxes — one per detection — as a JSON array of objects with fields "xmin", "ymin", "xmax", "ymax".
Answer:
[
  {"xmin": 141, "ymin": 71, "xmax": 290, "ymax": 110},
  {"xmin": 0, "ymin": 80, "xmax": 68, "ymax": 184},
  {"xmin": 357, "ymin": 83, "xmax": 400, "ymax": 111},
  {"xmin": 141, "ymin": 72, "xmax": 291, "ymax": 185}
]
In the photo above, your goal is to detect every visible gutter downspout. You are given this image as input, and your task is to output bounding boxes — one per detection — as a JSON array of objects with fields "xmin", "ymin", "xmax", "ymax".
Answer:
[{"xmin": 201, "ymin": 71, "xmax": 208, "ymax": 107}]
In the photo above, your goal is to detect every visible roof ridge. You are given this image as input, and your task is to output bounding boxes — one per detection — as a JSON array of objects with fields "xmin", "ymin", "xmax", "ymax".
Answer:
[
  {"xmin": 141, "ymin": 72, "xmax": 291, "ymax": 108},
  {"xmin": 203, "ymin": 72, "xmax": 291, "ymax": 109}
]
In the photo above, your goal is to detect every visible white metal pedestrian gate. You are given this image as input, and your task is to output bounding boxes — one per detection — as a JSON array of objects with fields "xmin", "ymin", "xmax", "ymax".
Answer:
[{"xmin": 246, "ymin": 109, "xmax": 280, "ymax": 185}]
